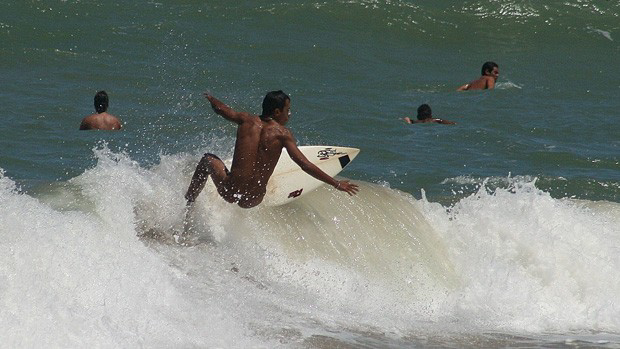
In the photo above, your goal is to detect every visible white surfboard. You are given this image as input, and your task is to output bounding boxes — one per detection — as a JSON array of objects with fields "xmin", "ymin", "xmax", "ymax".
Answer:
[{"xmin": 262, "ymin": 145, "xmax": 360, "ymax": 206}]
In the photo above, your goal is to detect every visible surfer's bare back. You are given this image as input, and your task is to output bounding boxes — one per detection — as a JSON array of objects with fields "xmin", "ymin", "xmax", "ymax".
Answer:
[{"xmin": 185, "ymin": 91, "xmax": 359, "ymax": 208}]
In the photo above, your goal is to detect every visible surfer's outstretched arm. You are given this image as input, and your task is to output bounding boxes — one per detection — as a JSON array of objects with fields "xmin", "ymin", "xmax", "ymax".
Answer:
[
  {"xmin": 204, "ymin": 93, "xmax": 252, "ymax": 124},
  {"xmin": 282, "ymin": 136, "xmax": 359, "ymax": 196}
]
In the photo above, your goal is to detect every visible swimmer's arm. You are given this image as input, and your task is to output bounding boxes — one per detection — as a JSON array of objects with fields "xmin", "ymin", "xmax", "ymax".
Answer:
[
  {"xmin": 404, "ymin": 117, "xmax": 426, "ymax": 124},
  {"xmin": 486, "ymin": 76, "xmax": 496, "ymax": 89},
  {"xmin": 79, "ymin": 117, "xmax": 94, "ymax": 130},
  {"xmin": 456, "ymin": 83, "xmax": 470, "ymax": 91},
  {"xmin": 204, "ymin": 93, "xmax": 248, "ymax": 124},
  {"xmin": 283, "ymin": 134, "xmax": 359, "ymax": 196},
  {"xmin": 435, "ymin": 118, "xmax": 456, "ymax": 125}
]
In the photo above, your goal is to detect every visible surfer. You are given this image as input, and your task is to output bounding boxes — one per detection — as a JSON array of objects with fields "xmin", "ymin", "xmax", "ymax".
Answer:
[
  {"xmin": 79, "ymin": 91, "xmax": 123, "ymax": 130},
  {"xmin": 403, "ymin": 104, "xmax": 456, "ymax": 125},
  {"xmin": 456, "ymin": 61, "xmax": 499, "ymax": 91},
  {"xmin": 184, "ymin": 91, "xmax": 359, "ymax": 208}
]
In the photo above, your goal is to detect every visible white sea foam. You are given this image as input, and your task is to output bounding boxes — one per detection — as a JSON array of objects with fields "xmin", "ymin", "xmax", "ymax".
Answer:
[
  {"xmin": 1, "ymin": 147, "xmax": 620, "ymax": 345},
  {"xmin": 496, "ymin": 80, "xmax": 523, "ymax": 89},
  {"xmin": 589, "ymin": 27, "xmax": 613, "ymax": 41},
  {"xmin": 422, "ymin": 180, "xmax": 620, "ymax": 333},
  {"xmin": 0, "ymin": 152, "xmax": 269, "ymax": 348}
]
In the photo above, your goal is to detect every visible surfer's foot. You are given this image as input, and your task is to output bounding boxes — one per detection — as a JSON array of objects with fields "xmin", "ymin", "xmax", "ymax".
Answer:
[
  {"xmin": 174, "ymin": 228, "xmax": 190, "ymax": 246},
  {"xmin": 184, "ymin": 192, "xmax": 195, "ymax": 205},
  {"xmin": 172, "ymin": 231, "xmax": 185, "ymax": 245},
  {"xmin": 173, "ymin": 203, "xmax": 196, "ymax": 245}
]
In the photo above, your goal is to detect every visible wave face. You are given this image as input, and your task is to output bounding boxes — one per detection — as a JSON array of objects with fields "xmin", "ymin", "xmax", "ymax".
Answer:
[{"xmin": 2, "ymin": 147, "xmax": 620, "ymax": 346}]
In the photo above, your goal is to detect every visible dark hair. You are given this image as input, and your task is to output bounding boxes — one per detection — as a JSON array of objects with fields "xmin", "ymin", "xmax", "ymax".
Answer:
[
  {"xmin": 94, "ymin": 90, "xmax": 109, "ymax": 113},
  {"xmin": 261, "ymin": 90, "xmax": 290, "ymax": 117},
  {"xmin": 481, "ymin": 61, "xmax": 498, "ymax": 75},
  {"xmin": 417, "ymin": 104, "xmax": 432, "ymax": 120}
]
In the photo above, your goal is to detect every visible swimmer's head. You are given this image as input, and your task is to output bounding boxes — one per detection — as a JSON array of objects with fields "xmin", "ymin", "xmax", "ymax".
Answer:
[
  {"xmin": 417, "ymin": 104, "xmax": 432, "ymax": 120},
  {"xmin": 481, "ymin": 61, "xmax": 499, "ymax": 76},
  {"xmin": 94, "ymin": 90, "xmax": 109, "ymax": 113}
]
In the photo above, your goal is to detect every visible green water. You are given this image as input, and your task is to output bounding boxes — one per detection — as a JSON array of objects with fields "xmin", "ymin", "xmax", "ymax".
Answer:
[{"xmin": 2, "ymin": 1, "xmax": 618, "ymax": 203}]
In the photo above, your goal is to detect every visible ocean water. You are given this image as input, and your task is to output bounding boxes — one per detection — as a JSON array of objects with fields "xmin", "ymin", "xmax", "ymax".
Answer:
[{"xmin": 1, "ymin": 1, "xmax": 619, "ymax": 347}]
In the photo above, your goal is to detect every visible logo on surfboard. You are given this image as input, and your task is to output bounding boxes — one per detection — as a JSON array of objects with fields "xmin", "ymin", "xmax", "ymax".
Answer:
[{"xmin": 317, "ymin": 148, "xmax": 345, "ymax": 160}]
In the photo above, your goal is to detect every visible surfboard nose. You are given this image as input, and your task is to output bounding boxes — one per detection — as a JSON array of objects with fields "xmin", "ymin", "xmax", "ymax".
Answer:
[{"xmin": 263, "ymin": 146, "xmax": 360, "ymax": 206}]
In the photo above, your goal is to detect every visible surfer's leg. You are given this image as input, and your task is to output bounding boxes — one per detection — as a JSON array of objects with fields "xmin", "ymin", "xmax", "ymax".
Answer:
[
  {"xmin": 185, "ymin": 153, "xmax": 230, "ymax": 204},
  {"xmin": 236, "ymin": 192, "xmax": 266, "ymax": 209}
]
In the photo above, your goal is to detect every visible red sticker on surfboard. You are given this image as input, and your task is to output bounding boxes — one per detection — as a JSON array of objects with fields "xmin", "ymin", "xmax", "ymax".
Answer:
[{"xmin": 287, "ymin": 188, "xmax": 303, "ymax": 198}]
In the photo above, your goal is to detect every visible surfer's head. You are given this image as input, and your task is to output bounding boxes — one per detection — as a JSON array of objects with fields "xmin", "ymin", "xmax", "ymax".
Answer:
[
  {"xmin": 416, "ymin": 104, "xmax": 432, "ymax": 120},
  {"xmin": 481, "ymin": 61, "xmax": 499, "ymax": 79},
  {"xmin": 262, "ymin": 90, "xmax": 290, "ymax": 118},
  {"xmin": 94, "ymin": 91, "xmax": 109, "ymax": 113}
]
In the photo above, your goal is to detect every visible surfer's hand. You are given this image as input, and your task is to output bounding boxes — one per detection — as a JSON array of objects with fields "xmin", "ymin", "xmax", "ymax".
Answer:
[
  {"xmin": 204, "ymin": 93, "xmax": 215, "ymax": 107},
  {"xmin": 334, "ymin": 180, "xmax": 359, "ymax": 196}
]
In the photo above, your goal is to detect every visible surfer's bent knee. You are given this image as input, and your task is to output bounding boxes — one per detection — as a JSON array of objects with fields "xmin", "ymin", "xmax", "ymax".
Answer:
[
  {"xmin": 198, "ymin": 153, "xmax": 226, "ymax": 173},
  {"xmin": 200, "ymin": 153, "xmax": 221, "ymax": 164}
]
